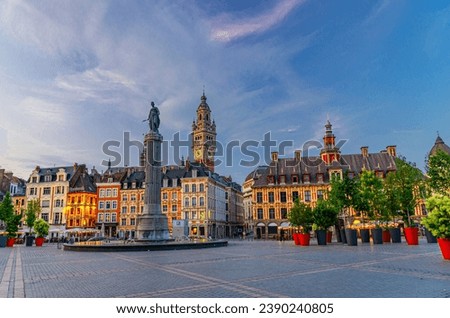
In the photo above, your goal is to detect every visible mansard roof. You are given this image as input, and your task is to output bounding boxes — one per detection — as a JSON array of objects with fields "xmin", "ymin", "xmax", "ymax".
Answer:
[
  {"xmin": 251, "ymin": 150, "xmax": 397, "ymax": 187},
  {"xmin": 161, "ymin": 161, "xmax": 240, "ymax": 190},
  {"xmin": 245, "ymin": 166, "xmax": 269, "ymax": 182},
  {"xmin": 28, "ymin": 165, "xmax": 76, "ymax": 183},
  {"xmin": 98, "ymin": 168, "xmax": 127, "ymax": 184},
  {"xmin": 69, "ymin": 165, "xmax": 96, "ymax": 193}
]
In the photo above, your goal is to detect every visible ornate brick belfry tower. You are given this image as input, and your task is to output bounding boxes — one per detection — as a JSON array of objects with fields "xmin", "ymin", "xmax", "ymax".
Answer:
[
  {"xmin": 137, "ymin": 101, "xmax": 170, "ymax": 241},
  {"xmin": 320, "ymin": 120, "xmax": 341, "ymax": 165},
  {"xmin": 192, "ymin": 92, "xmax": 217, "ymax": 172}
]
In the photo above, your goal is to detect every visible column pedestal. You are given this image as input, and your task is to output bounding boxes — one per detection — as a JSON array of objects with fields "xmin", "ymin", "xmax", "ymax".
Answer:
[{"xmin": 136, "ymin": 132, "xmax": 170, "ymax": 241}]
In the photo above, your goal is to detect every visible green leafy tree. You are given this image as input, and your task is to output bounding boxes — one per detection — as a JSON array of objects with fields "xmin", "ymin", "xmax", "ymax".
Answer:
[
  {"xmin": 385, "ymin": 157, "xmax": 425, "ymax": 227},
  {"xmin": 24, "ymin": 199, "xmax": 41, "ymax": 235},
  {"xmin": 353, "ymin": 170, "xmax": 386, "ymax": 225},
  {"xmin": 427, "ymin": 150, "xmax": 450, "ymax": 195},
  {"xmin": 312, "ymin": 199, "xmax": 338, "ymax": 230},
  {"xmin": 383, "ymin": 173, "xmax": 401, "ymax": 223},
  {"xmin": 34, "ymin": 218, "xmax": 50, "ymax": 238},
  {"xmin": 328, "ymin": 171, "xmax": 357, "ymax": 227},
  {"xmin": 0, "ymin": 192, "xmax": 14, "ymax": 222},
  {"xmin": 1, "ymin": 192, "xmax": 22, "ymax": 238},
  {"xmin": 422, "ymin": 195, "xmax": 450, "ymax": 238},
  {"xmin": 288, "ymin": 199, "xmax": 313, "ymax": 233}
]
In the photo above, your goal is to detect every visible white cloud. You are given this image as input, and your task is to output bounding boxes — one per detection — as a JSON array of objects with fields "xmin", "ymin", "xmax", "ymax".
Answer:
[
  {"xmin": 0, "ymin": 0, "xmax": 106, "ymax": 55},
  {"xmin": 211, "ymin": 0, "xmax": 305, "ymax": 42},
  {"xmin": 362, "ymin": 0, "xmax": 392, "ymax": 26}
]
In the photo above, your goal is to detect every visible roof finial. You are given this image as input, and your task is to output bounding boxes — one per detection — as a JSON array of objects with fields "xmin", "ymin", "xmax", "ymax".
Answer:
[
  {"xmin": 202, "ymin": 85, "xmax": 205, "ymax": 97},
  {"xmin": 437, "ymin": 130, "xmax": 440, "ymax": 137}
]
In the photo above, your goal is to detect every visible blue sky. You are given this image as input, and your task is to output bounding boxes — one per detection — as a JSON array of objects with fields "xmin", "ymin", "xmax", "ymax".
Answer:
[{"xmin": 1, "ymin": 0, "xmax": 449, "ymax": 184}]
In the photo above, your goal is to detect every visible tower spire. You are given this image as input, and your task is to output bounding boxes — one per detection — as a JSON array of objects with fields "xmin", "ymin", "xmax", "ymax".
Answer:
[
  {"xmin": 192, "ymin": 92, "xmax": 216, "ymax": 172},
  {"xmin": 320, "ymin": 119, "xmax": 340, "ymax": 165}
]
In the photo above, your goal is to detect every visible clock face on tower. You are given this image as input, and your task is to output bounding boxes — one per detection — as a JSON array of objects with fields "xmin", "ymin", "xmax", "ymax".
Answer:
[{"xmin": 194, "ymin": 149, "xmax": 202, "ymax": 160}]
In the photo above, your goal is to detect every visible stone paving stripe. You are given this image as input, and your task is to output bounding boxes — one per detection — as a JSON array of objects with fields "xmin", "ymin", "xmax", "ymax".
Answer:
[{"xmin": 0, "ymin": 249, "xmax": 15, "ymax": 298}]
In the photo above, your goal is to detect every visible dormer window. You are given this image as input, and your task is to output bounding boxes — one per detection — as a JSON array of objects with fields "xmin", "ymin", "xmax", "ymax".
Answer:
[
  {"xmin": 279, "ymin": 175, "xmax": 286, "ymax": 184},
  {"xmin": 44, "ymin": 175, "xmax": 52, "ymax": 182},
  {"xmin": 292, "ymin": 175, "xmax": 299, "ymax": 184},
  {"xmin": 317, "ymin": 173, "xmax": 324, "ymax": 183},
  {"xmin": 330, "ymin": 170, "xmax": 342, "ymax": 180},
  {"xmin": 267, "ymin": 175, "xmax": 275, "ymax": 184},
  {"xmin": 303, "ymin": 174, "xmax": 310, "ymax": 183},
  {"xmin": 376, "ymin": 171, "xmax": 384, "ymax": 178}
]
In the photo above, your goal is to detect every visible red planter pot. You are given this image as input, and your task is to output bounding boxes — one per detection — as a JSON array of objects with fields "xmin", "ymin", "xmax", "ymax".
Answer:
[
  {"xmin": 35, "ymin": 237, "xmax": 45, "ymax": 247},
  {"xmin": 437, "ymin": 238, "xmax": 450, "ymax": 260},
  {"xmin": 6, "ymin": 238, "xmax": 15, "ymax": 247},
  {"xmin": 404, "ymin": 227, "xmax": 419, "ymax": 245},
  {"xmin": 292, "ymin": 233, "xmax": 300, "ymax": 245},
  {"xmin": 382, "ymin": 230, "xmax": 391, "ymax": 243},
  {"xmin": 326, "ymin": 231, "xmax": 332, "ymax": 243},
  {"xmin": 298, "ymin": 233, "xmax": 311, "ymax": 246}
]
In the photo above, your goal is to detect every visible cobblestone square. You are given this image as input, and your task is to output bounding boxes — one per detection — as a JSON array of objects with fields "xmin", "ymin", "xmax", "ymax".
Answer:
[{"xmin": 1, "ymin": 239, "xmax": 449, "ymax": 298}]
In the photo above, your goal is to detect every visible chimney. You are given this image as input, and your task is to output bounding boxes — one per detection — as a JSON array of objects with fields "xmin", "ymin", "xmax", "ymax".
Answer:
[
  {"xmin": 386, "ymin": 145, "xmax": 397, "ymax": 157},
  {"xmin": 271, "ymin": 151, "xmax": 279, "ymax": 162},
  {"xmin": 361, "ymin": 146, "xmax": 369, "ymax": 158},
  {"xmin": 294, "ymin": 150, "xmax": 302, "ymax": 161}
]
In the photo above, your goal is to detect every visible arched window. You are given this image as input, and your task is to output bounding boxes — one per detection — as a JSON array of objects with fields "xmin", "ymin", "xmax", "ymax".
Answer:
[
  {"xmin": 192, "ymin": 197, "xmax": 197, "ymax": 206},
  {"xmin": 199, "ymin": 197, "xmax": 205, "ymax": 206},
  {"xmin": 184, "ymin": 197, "xmax": 189, "ymax": 207}
]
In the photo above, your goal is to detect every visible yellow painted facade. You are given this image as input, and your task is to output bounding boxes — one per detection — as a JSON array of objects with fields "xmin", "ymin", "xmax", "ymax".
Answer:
[
  {"xmin": 161, "ymin": 186, "xmax": 182, "ymax": 233},
  {"xmin": 252, "ymin": 183, "xmax": 329, "ymax": 239},
  {"xmin": 118, "ymin": 187, "xmax": 144, "ymax": 238},
  {"xmin": 65, "ymin": 192, "xmax": 97, "ymax": 229}
]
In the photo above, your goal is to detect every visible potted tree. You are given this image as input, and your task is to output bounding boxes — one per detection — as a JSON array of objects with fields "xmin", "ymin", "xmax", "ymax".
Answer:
[
  {"xmin": 34, "ymin": 218, "xmax": 49, "ymax": 247},
  {"xmin": 421, "ymin": 195, "xmax": 450, "ymax": 260},
  {"xmin": 354, "ymin": 170, "xmax": 386, "ymax": 244},
  {"xmin": 1, "ymin": 192, "xmax": 21, "ymax": 247},
  {"xmin": 24, "ymin": 199, "xmax": 40, "ymax": 247},
  {"xmin": 328, "ymin": 172, "xmax": 357, "ymax": 245},
  {"xmin": 387, "ymin": 157, "xmax": 425, "ymax": 245},
  {"xmin": 383, "ymin": 173, "xmax": 402, "ymax": 243},
  {"xmin": 288, "ymin": 199, "xmax": 313, "ymax": 246},
  {"xmin": 313, "ymin": 199, "xmax": 338, "ymax": 246}
]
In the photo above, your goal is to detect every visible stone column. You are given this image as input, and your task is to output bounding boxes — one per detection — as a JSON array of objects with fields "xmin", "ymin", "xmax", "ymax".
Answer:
[{"xmin": 136, "ymin": 132, "xmax": 170, "ymax": 241}]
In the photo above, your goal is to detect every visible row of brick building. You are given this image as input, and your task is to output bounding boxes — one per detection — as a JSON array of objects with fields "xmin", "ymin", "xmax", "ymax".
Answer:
[
  {"xmin": 3, "ymin": 93, "xmax": 244, "ymax": 240},
  {"xmin": 3, "ymin": 93, "xmax": 448, "ymax": 240}
]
